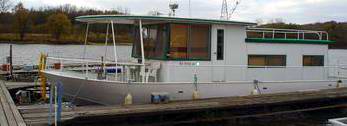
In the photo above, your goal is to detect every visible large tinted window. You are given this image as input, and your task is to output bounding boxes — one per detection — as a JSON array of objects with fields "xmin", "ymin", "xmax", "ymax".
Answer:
[
  {"xmin": 133, "ymin": 23, "xmax": 210, "ymax": 60},
  {"xmin": 169, "ymin": 24, "xmax": 210, "ymax": 60},
  {"xmin": 188, "ymin": 24, "xmax": 210, "ymax": 59},
  {"xmin": 133, "ymin": 24, "xmax": 168, "ymax": 59},
  {"xmin": 303, "ymin": 55, "xmax": 324, "ymax": 66},
  {"xmin": 248, "ymin": 55, "xmax": 286, "ymax": 67},
  {"xmin": 170, "ymin": 24, "xmax": 189, "ymax": 59}
]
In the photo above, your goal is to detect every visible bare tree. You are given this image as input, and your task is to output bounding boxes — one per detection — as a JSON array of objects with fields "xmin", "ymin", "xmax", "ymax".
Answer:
[
  {"xmin": 13, "ymin": 3, "xmax": 29, "ymax": 40},
  {"xmin": 0, "ymin": 0, "xmax": 12, "ymax": 13}
]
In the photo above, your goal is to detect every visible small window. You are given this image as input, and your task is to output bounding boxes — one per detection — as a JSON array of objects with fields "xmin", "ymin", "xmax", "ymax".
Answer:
[
  {"xmin": 248, "ymin": 55, "xmax": 286, "ymax": 67},
  {"xmin": 217, "ymin": 29, "xmax": 224, "ymax": 60},
  {"xmin": 303, "ymin": 55, "xmax": 324, "ymax": 66}
]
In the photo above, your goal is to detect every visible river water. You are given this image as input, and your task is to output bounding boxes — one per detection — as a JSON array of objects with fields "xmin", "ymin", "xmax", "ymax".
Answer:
[
  {"xmin": 0, "ymin": 43, "xmax": 133, "ymax": 65},
  {"xmin": 1, "ymin": 43, "xmax": 347, "ymax": 125}
]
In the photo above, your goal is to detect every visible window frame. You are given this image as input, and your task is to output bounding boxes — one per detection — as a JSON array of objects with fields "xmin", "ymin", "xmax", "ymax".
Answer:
[
  {"xmin": 303, "ymin": 55, "xmax": 324, "ymax": 66},
  {"xmin": 217, "ymin": 29, "xmax": 224, "ymax": 60},
  {"xmin": 248, "ymin": 55, "xmax": 287, "ymax": 68},
  {"xmin": 132, "ymin": 23, "xmax": 211, "ymax": 61}
]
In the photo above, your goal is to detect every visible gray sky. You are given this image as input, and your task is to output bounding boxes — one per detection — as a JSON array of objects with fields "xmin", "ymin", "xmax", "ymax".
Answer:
[{"xmin": 20, "ymin": 0, "xmax": 347, "ymax": 24}]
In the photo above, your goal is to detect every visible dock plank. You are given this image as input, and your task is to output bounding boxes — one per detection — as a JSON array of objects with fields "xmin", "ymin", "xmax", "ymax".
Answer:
[
  {"xmin": 0, "ymin": 82, "xmax": 18, "ymax": 126},
  {"xmin": 0, "ymin": 96, "xmax": 9, "ymax": 126},
  {"xmin": 0, "ymin": 81, "xmax": 26, "ymax": 126},
  {"xmin": 5, "ymin": 82, "xmax": 37, "ymax": 89}
]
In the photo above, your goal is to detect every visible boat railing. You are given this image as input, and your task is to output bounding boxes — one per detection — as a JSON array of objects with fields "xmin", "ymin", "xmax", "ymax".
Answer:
[
  {"xmin": 246, "ymin": 28, "xmax": 329, "ymax": 41},
  {"xmin": 45, "ymin": 56, "xmax": 144, "ymax": 82}
]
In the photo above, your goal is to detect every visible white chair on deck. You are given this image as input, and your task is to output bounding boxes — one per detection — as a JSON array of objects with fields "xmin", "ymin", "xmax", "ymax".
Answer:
[{"xmin": 145, "ymin": 62, "xmax": 161, "ymax": 82}]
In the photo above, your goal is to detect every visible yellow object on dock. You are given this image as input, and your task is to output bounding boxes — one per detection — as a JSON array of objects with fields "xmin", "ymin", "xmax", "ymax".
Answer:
[
  {"xmin": 38, "ymin": 53, "xmax": 47, "ymax": 101},
  {"xmin": 124, "ymin": 93, "xmax": 133, "ymax": 105},
  {"xmin": 192, "ymin": 90, "xmax": 199, "ymax": 100}
]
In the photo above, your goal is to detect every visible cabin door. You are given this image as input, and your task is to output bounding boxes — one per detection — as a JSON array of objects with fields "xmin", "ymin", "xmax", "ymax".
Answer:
[{"xmin": 211, "ymin": 27, "xmax": 226, "ymax": 82}]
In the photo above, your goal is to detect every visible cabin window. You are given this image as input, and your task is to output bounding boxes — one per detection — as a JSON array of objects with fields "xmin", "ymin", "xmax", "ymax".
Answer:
[
  {"xmin": 168, "ymin": 24, "xmax": 211, "ymax": 60},
  {"xmin": 303, "ymin": 55, "xmax": 324, "ymax": 66},
  {"xmin": 132, "ymin": 24, "xmax": 168, "ymax": 59},
  {"xmin": 217, "ymin": 29, "xmax": 224, "ymax": 60},
  {"xmin": 248, "ymin": 55, "xmax": 286, "ymax": 67},
  {"xmin": 169, "ymin": 24, "xmax": 189, "ymax": 59},
  {"xmin": 132, "ymin": 23, "xmax": 210, "ymax": 60},
  {"xmin": 189, "ymin": 24, "xmax": 210, "ymax": 59}
]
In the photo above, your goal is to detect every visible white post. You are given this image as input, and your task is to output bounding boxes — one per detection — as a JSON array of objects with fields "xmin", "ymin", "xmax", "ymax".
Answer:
[
  {"xmin": 104, "ymin": 23, "xmax": 110, "ymax": 75},
  {"xmin": 83, "ymin": 23, "xmax": 89, "ymax": 59},
  {"xmin": 83, "ymin": 23, "xmax": 90, "ymax": 78},
  {"xmin": 139, "ymin": 19, "xmax": 146, "ymax": 83},
  {"xmin": 111, "ymin": 21, "xmax": 118, "ymax": 80},
  {"xmin": 54, "ymin": 84, "xmax": 57, "ymax": 126},
  {"xmin": 262, "ymin": 32, "xmax": 265, "ymax": 39},
  {"xmin": 111, "ymin": 21, "xmax": 118, "ymax": 64},
  {"xmin": 60, "ymin": 59, "xmax": 63, "ymax": 72},
  {"xmin": 104, "ymin": 23, "xmax": 109, "ymax": 59}
]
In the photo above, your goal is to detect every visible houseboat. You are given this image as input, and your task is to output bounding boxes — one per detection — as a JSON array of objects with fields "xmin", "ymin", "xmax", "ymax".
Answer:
[{"xmin": 42, "ymin": 15, "xmax": 344, "ymax": 105}]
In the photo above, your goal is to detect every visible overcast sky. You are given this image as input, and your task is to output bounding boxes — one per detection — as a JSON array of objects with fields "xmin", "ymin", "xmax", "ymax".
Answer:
[{"xmin": 19, "ymin": 0, "xmax": 347, "ymax": 24}]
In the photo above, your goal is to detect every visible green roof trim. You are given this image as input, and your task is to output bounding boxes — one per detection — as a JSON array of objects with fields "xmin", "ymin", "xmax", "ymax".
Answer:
[
  {"xmin": 75, "ymin": 15, "xmax": 256, "ymax": 26},
  {"xmin": 245, "ymin": 38, "xmax": 335, "ymax": 44}
]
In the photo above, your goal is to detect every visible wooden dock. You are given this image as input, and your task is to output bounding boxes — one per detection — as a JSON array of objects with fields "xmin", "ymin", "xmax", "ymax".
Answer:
[
  {"xmin": 4, "ymin": 82, "xmax": 37, "ymax": 90},
  {"xmin": 2, "ymin": 79, "xmax": 347, "ymax": 125},
  {"xmin": 0, "ymin": 81, "xmax": 26, "ymax": 126},
  {"xmin": 17, "ymin": 87, "xmax": 347, "ymax": 125}
]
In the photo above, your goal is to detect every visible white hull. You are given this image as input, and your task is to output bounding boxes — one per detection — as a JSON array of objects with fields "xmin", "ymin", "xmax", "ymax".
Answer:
[{"xmin": 44, "ymin": 71, "xmax": 344, "ymax": 105}]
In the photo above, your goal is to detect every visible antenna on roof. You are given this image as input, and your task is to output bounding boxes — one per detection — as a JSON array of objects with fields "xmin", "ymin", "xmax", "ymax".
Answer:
[
  {"xmin": 229, "ymin": 0, "xmax": 241, "ymax": 18},
  {"xmin": 169, "ymin": 0, "xmax": 179, "ymax": 17},
  {"xmin": 220, "ymin": 0, "xmax": 229, "ymax": 20},
  {"xmin": 221, "ymin": 0, "xmax": 241, "ymax": 20}
]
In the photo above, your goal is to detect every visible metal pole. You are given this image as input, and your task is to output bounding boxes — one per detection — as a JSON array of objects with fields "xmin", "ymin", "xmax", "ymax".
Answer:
[
  {"xmin": 139, "ymin": 19, "xmax": 146, "ymax": 83},
  {"xmin": 111, "ymin": 21, "xmax": 118, "ymax": 80},
  {"xmin": 104, "ymin": 23, "xmax": 110, "ymax": 76},
  {"xmin": 104, "ymin": 23, "xmax": 109, "ymax": 60},
  {"xmin": 9, "ymin": 44, "xmax": 13, "ymax": 78},
  {"xmin": 54, "ymin": 84, "xmax": 58, "ymax": 126},
  {"xmin": 83, "ymin": 23, "xmax": 90, "ymax": 78},
  {"xmin": 48, "ymin": 84, "xmax": 53, "ymax": 125},
  {"xmin": 111, "ymin": 21, "xmax": 118, "ymax": 63},
  {"xmin": 56, "ymin": 82, "xmax": 63, "ymax": 125},
  {"xmin": 83, "ymin": 23, "xmax": 89, "ymax": 59}
]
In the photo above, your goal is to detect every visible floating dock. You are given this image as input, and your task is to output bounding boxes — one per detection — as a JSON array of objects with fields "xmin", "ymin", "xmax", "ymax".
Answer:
[{"xmin": 2, "ymin": 80, "xmax": 347, "ymax": 126}]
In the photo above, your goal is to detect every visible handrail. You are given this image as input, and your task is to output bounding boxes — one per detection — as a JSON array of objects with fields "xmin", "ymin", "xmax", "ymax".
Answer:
[
  {"xmin": 46, "ymin": 57, "xmax": 143, "ymax": 66},
  {"xmin": 168, "ymin": 64, "xmax": 347, "ymax": 68},
  {"xmin": 246, "ymin": 28, "xmax": 329, "ymax": 41}
]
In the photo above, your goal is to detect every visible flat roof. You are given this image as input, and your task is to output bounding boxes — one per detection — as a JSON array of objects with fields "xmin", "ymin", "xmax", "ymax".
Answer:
[{"xmin": 75, "ymin": 15, "xmax": 256, "ymax": 26}]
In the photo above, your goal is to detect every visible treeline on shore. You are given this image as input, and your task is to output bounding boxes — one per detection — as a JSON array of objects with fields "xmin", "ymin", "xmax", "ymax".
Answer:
[
  {"xmin": 259, "ymin": 21, "xmax": 347, "ymax": 49},
  {"xmin": 0, "ymin": 2, "xmax": 132, "ymax": 44},
  {"xmin": 0, "ymin": 1, "xmax": 346, "ymax": 48}
]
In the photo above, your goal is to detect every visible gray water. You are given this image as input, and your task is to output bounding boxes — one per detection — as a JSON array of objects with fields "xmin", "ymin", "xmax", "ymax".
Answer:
[{"xmin": 0, "ymin": 44, "xmax": 133, "ymax": 65}]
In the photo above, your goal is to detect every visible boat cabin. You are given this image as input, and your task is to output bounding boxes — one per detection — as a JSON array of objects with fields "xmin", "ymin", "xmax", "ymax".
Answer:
[{"xmin": 74, "ymin": 15, "xmax": 335, "ymax": 83}]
